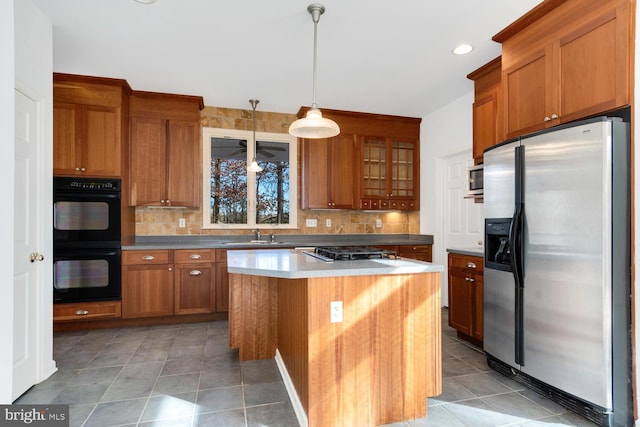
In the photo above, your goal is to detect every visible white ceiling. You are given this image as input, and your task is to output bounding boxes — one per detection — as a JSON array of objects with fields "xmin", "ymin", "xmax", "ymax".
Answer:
[{"xmin": 32, "ymin": 0, "xmax": 542, "ymax": 118}]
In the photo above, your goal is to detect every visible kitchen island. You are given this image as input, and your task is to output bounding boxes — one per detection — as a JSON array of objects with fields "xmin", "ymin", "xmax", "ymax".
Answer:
[{"xmin": 227, "ymin": 249, "xmax": 443, "ymax": 427}]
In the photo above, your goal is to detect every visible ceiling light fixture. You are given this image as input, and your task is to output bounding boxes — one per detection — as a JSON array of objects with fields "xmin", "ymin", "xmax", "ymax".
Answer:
[
  {"xmin": 288, "ymin": 4, "xmax": 340, "ymax": 139},
  {"xmin": 452, "ymin": 44, "xmax": 474, "ymax": 55},
  {"xmin": 247, "ymin": 99, "xmax": 263, "ymax": 173},
  {"xmin": 133, "ymin": 0, "xmax": 157, "ymax": 4}
]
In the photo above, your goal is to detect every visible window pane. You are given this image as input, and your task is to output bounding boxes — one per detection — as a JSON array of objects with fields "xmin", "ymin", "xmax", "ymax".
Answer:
[
  {"xmin": 255, "ymin": 140, "xmax": 290, "ymax": 225},
  {"xmin": 210, "ymin": 137, "xmax": 248, "ymax": 224}
]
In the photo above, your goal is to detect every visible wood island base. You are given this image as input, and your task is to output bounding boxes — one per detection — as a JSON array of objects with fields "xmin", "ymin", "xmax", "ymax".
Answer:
[{"xmin": 229, "ymin": 272, "xmax": 442, "ymax": 427}]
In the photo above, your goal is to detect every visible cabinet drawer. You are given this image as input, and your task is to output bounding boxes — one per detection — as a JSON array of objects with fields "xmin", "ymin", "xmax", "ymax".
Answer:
[
  {"xmin": 448, "ymin": 253, "xmax": 483, "ymax": 272},
  {"xmin": 122, "ymin": 250, "xmax": 173, "ymax": 265},
  {"xmin": 398, "ymin": 245, "xmax": 432, "ymax": 262},
  {"xmin": 175, "ymin": 249, "xmax": 215, "ymax": 264},
  {"xmin": 54, "ymin": 301, "xmax": 121, "ymax": 322}
]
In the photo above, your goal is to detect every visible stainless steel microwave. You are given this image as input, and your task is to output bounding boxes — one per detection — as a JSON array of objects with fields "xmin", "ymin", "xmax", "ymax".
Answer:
[{"xmin": 467, "ymin": 164, "xmax": 483, "ymax": 196}]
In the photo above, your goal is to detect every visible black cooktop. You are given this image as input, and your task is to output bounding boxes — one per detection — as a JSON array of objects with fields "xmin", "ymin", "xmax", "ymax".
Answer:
[{"xmin": 314, "ymin": 246, "xmax": 397, "ymax": 261}]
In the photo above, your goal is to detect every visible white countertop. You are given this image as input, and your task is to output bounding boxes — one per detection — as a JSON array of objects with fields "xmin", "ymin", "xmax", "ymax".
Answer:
[{"xmin": 227, "ymin": 248, "xmax": 444, "ymax": 279}]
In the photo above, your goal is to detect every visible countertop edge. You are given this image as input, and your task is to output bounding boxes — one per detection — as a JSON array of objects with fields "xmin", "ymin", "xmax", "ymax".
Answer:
[{"xmin": 446, "ymin": 248, "xmax": 484, "ymax": 257}]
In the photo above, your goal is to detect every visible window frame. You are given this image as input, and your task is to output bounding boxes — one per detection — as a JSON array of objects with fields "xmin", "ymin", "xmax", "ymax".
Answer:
[{"xmin": 201, "ymin": 127, "xmax": 298, "ymax": 230}]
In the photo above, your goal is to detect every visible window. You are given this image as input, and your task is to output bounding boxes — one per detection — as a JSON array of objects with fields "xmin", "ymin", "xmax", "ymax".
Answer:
[{"xmin": 202, "ymin": 128, "xmax": 297, "ymax": 229}]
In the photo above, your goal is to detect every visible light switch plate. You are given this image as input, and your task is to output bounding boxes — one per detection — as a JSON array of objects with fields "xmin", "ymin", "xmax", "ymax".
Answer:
[
  {"xmin": 375, "ymin": 219, "xmax": 382, "ymax": 228},
  {"xmin": 326, "ymin": 219, "xmax": 332, "ymax": 227},
  {"xmin": 179, "ymin": 218, "xmax": 186, "ymax": 228},
  {"xmin": 306, "ymin": 218, "xmax": 318, "ymax": 227}
]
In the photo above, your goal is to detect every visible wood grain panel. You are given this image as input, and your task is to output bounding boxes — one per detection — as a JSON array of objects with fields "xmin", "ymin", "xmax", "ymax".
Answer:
[
  {"xmin": 174, "ymin": 263, "xmax": 214, "ymax": 315},
  {"xmin": 277, "ymin": 279, "xmax": 310, "ymax": 413},
  {"xmin": 129, "ymin": 117, "xmax": 167, "ymax": 206},
  {"xmin": 228, "ymin": 273, "xmax": 278, "ymax": 361},
  {"xmin": 166, "ymin": 120, "xmax": 201, "ymax": 207}
]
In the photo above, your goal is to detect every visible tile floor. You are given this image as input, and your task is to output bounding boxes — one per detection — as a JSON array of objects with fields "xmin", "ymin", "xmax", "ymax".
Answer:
[{"xmin": 15, "ymin": 309, "xmax": 598, "ymax": 427}]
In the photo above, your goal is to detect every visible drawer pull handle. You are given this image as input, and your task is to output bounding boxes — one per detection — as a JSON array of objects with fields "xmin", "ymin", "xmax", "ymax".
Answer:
[
  {"xmin": 142, "ymin": 255, "xmax": 155, "ymax": 261},
  {"xmin": 466, "ymin": 262, "xmax": 476, "ymax": 269},
  {"xmin": 189, "ymin": 254, "xmax": 202, "ymax": 260},
  {"xmin": 75, "ymin": 310, "xmax": 89, "ymax": 315},
  {"xmin": 189, "ymin": 270, "xmax": 202, "ymax": 276}
]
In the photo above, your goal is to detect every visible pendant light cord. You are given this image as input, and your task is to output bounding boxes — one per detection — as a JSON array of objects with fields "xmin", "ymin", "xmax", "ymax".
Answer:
[{"xmin": 308, "ymin": 4, "xmax": 324, "ymax": 109}]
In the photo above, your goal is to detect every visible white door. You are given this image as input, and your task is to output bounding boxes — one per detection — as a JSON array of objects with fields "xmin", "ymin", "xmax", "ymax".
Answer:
[
  {"xmin": 13, "ymin": 89, "xmax": 43, "ymax": 400},
  {"xmin": 441, "ymin": 150, "xmax": 484, "ymax": 305}
]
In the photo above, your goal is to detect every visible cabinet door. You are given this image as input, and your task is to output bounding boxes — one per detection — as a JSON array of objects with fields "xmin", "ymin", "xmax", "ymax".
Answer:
[
  {"xmin": 130, "ymin": 117, "xmax": 167, "ymax": 206},
  {"xmin": 215, "ymin": 261, "xmax": 229, "ymax": 312},
  {"xmin": 390, "ymin": 140, "xmax": 416, "ymax": 201},
  {"xmin": 167, "ymin": 120, "xmax": 201, "ymax": 207},
  {"xmin": 302, "ymin": 135, "xmax": 356, "ymax": 209},
  {"xmin": 82, "ymin": 105, "xmax": 120, "ymax": 176},
  {"xmin": 53, "ymin": 103, "xmax": 80, "ymax": 175},
  {"xmin": 174, "ymin": 263, "xmax": 215, "ymax": 314},
  {"xmin": 557, "ymin": 7, "xmax": 628, "ymax": 123},
  {"xmin": 503, "ymin": 48, "xmax": 551, "ymax": 138},
  {"xmin": 328, "ymin": 134, "xmax": 356, "ymax": 209},
  {"xmin": 361, "ymin": 137, "xmax": 387, "ymax": 199},
  {"xmin": 122, "ymin": 264, "xmax": 174, "ymax": 318},
  {"xmin": 472, "ymin": 275, "xmax": 484, "ymax": 342},
  {"xmin": 473, "ymin": 94, "xmax": 497, "ymax": 162},
  {"xmin": 448, "ymin": 268, "xmax": 472, "ymax": 336}
]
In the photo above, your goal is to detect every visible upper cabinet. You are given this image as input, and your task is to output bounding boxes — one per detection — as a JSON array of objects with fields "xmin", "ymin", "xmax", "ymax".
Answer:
[
  {"xmin": 53, "ymin": 74, "xmax": 131, "ymax": 177},
  {"xmin": 467, "ymin": 57, "xmax": 503, "ymax": 164},
  {"xmin": 129, "ymin": 91, "xmax": 204, "ymax": 207},
  {"xmin": 302, "ymin": 133, "xmax": 358, "ymax": 209},
  {"xmin": 299, "ymin": 108, "xmax": 421, "ymax": 211},
  {"xmin": 494, "ymin": 0, "xmax": 632, "ymax": 139}
]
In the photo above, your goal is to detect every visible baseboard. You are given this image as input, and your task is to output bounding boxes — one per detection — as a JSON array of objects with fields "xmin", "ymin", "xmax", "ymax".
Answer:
[{"xmin": 275, "ymin": 349, "xmax": 307, "ymax": 427}]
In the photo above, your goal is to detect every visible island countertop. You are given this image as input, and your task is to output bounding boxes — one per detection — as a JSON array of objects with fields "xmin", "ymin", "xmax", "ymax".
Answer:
[{"xmin": 226, "ymin": 248, "xmax": 443, "ymax": 279}]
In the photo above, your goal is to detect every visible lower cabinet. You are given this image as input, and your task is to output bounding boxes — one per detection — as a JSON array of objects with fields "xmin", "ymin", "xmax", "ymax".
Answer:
[
  {"xmin": 122, "ymin": 249, "xmax": 228, "ymax": 319},
  {"xmin": 53, "ymin": 300, "xmax": 122, "ymax": 322},
  {"xmin": 122, "ymin": 250, "xmax": 174, "ymax": 318},
  {"xmin": 447, "ymin": 253, "xmax": 483, "ymax": 346},
  {"xmin": 398, "ymin": 244, "xmax": 432, "ymax": 262}
]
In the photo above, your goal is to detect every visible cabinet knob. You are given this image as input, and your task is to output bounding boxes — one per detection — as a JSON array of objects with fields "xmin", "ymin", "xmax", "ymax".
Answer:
[
  {"xmin": 160, "ymin": 200, "xmax": 165, "ymax": 204},
  {"xmin": 468, "ymin": 278, "xmax": 475, "ymax": 283},
  {"xmin": 466, "ymin": 262, "xmax": 476, "ymax": 269},
  {"xmin": 75, "ymin": 310, "xmax": 89, "ymax": 315},
  {"xmin": 74, "ymin": 167, "xmax": 81, "ymax": 171},
  {"xmin": 142, "ymin": 255, "xmax": 155, "ymax": 261},
  {"xmin": 544, "ymin": 116, "xmax": 551, "ymax": 122},
  {"xmin": 80, "ymin": 167, "xmax": 86, "ymax": 172},
  {"xmin": 168, "ymin": 267, "xmax": 173, "ymax": 271},
  {"xmin": 551, "ymin": 113, "xmax": 559, "ymax": 119},
  {"xmin": 166, "ymin": 200, "xmax": 171, "ymax": 205},
  {"xmin": 189, "ymin": 270, "xmax": 202, "ymax": 276},
  {"xmin": 189, "ymin": 254, "xmax": 202, "ymax": 260}
]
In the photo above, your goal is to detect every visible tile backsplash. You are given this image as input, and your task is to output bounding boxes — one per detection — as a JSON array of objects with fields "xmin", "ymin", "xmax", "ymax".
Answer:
[{"xmin": 135, "ymin": 105, "xmax": 420, "ymax": 236}]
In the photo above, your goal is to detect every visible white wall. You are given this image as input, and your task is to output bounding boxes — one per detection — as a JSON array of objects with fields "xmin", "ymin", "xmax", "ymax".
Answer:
[{"xmin": 0, "ymin": 0, "xmax": 16, "ymax": 404}]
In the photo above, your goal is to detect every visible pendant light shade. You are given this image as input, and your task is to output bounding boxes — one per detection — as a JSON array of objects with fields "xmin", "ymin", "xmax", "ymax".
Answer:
[
  {"xmin": 247, "ymin": 99, "xmax": 263, "ymax": 172},
  {"xmin": 289, "ymin": 4, "xmax": 340, "ymax": 139}
]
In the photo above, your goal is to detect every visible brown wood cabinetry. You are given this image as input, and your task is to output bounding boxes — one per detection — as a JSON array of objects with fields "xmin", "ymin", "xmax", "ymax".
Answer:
[
  {"xmin": 447, "ymin": 253, "xmax": 483, "ymax": 346},
  {"xmin": 301, "ymin": 133, "xmax": 357, "ymax": 209},
  {"xmin": 467, "ymin": 57, "xmax": 503, "ymax": 163},
  {"xmin": 53, "ymin": 301, "xmax": 121, "ymax": 322},
  {"xmin": 398, "ymin": 245, "xmax": 432, "ymax": 262},
  {"xmin": 298, "ymin": 107, "xmax": 421, "ymax": 211},
  {"xmin": 174, "ymin": 249, "xmax": 216, "ymax": 315},
  {"xmin": 215, "ymin": 249, "xmax": 230, "ymax": 312},
  {"xmin": 122, "ymin": 250, "xmax": 174, "ymax": 318},
  {"xmin": 129, "ymin": 91, "xmax": 204, "ymax": 207},
  {"xmin": 53, "ymin": 74, "xmax": 131, "ymax": 177},
  {"xmin": 494, "ymin": 0, "xmax": 632, "ymax": 138}
]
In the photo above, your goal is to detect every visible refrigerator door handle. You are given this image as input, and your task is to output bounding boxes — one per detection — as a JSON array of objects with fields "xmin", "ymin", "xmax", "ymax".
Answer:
[{"xmin": 512, "ymin": 145, "xmax": 525, "ymax": 366}]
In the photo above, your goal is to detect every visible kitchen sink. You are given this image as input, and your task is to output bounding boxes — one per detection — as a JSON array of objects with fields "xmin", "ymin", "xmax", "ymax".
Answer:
[{"xmin": 222, "ymin": 241, "xmax": 290, "ymax": 246}]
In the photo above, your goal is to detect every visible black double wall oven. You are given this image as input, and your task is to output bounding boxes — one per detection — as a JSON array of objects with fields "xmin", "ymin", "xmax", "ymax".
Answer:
[{"xmin": 53, "ymin": 177, "xmax": 122, "ymax": 303}]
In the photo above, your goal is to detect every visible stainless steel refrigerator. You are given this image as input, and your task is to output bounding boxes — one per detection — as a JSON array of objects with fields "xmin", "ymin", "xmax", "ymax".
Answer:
[{"xmin": 483, "ymin": 116, "xmax": 631, "ymax": 426}]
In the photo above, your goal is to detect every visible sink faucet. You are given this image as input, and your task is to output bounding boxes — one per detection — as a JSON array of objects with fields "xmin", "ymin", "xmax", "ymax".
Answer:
[{"xmin": 253, "ymin": 229, "xmax": 261, "ymax": 241}]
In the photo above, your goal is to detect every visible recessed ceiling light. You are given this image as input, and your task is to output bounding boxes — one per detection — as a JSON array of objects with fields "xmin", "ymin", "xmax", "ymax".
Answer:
[
  {"xmin": 452, "ymin": 44, "xmax": 474, "ymax": 55},
  {"xmin": 134, "ymin": 0, "xmax": 156, "ymax": 4}
]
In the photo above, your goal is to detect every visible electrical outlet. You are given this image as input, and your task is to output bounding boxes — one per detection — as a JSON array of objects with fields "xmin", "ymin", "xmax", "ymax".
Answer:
[
  {"xmin": 330, "ymin": 301, "xmax": 343, "ymax": 323},
  {"xmin": 179, "ymin": 218, "xmax": 186, "ymax": 228},
  {"xmin": 326, "ymin": 219, "xmax": 332, "ymax": 227},
  {"xmin": 375, "ymin": 219, "xmax": 382, "ymax": 228},
  {"xmin": 306, "ymin": 218, "xmax": 318, "ymax": 227}
]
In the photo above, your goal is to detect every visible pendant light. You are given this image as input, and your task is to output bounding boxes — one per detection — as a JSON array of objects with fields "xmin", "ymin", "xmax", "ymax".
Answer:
[
  {"xmin": 247, "ymin": 99, "xmax": 263, "ymax": 172},
  {"xmin": 288, "ymin": 4, "xmax": 340, "ymax": 139}
]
